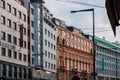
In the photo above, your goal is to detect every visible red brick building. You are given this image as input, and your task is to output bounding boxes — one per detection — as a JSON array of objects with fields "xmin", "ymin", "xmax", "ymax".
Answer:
[{"xmin": 54, "ymin": 18, "xmax": 94, "ymax": 80}]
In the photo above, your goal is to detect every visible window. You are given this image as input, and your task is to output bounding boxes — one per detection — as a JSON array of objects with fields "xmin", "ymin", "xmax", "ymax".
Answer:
[
  {"xmin": 13, "ymin": 51, "xmax": 17, "ymax": 59},
  {"xmin": 81, "ymin": 39, "xmax": 83, "ymax": 45},
  {"xmin": 23, "ymin": 28, "xmax": 26, "ymax": 35},
  {"xmin": 8, "ymin": 49, "xmax": 12, "ymax": 58},
  {"xmin": 54, "ymin": 65, "xmax": 56, "ymax": 70},
  {"xmin": 14, "ymin": 66, "xmax": 17, "ymax": 77},
  {"xmin": 19, "ymin": 53, "xmax": 22, "ymax": 60},
  {"xmin": 13, "ymin": 7, "xmax": 17, "ymax": 16},
  {"xmin": 51, "ymin": 64, "xmax": 53, "ymax": 69},
  {"xmin": 7, "ymin": 3, "xmax": 11, "ymax": 12},
  {"xmin": 45, "ymin": 50, "xmax": 47, "ymax": 56},
  {"xmin": 45, "ymin": 28, "xmax": 47, "ymax": 35},
  {"xmin": 1, "ymin": 31, "xmax": 6, "ymax": 40},
  {"xmin": 48, "ymin": 52, "xmax": 50, "ymax": 58},
  {"xmin": 51, "ymin": 43, "xmax": 53, "ymax": 49},
  {"xmin": 48, "ymin": 31, "xmax": 50, "ymax": 37},
  {"xmin": 32, "ymin": 46, "xmax": 34, "ymax": 52},
  {"xmin": 31, "ymin": 8, "xmax": 34, "ymax": 15},
  {"xmin": 1, "ymin": 15, "xmax": 5, "ymax": 25},
  {"xmin": 51, "ymin": 33, "xmax": 53, "ymax": 39},
  {"xmin": 23, "ymin": 68, "xmax": 26, "ymax": 78},
  {"xmin": 48, "ymin": 63, "xmax": 50, "ymax": 68},
  {"xmin": 32, "ymin": 33, "xmax": 34, "ymax": 40},
  {"xmin": 54, "ymin": 55, "xmax": 56, "ymax": 60},
  {"xmin": 8, "ymin": 65, "xmax": 12, "ymax": 77},
  {"xmin": 45, "ymin": 40, "xmax": 47, "ymax": 46},
  {"xmin": 32, "ymin": 58, "xmax": 34, "ymax": 64},
  {"xmin": 51, "ymin": 53, "xmax": 53, "ymax": 59},
  {"xmin": 7, "ymin": 19, "xmax": 11, "ymax": 27},
  {"xmin": 18, "ymin": 39, "xmax": 20, "ymax": 46},
  {"xmin": 63, "ymin": 32, "xmax": 66, "ymax": 37},
  {"xmin": 13, "ymin": 36, "xmax": 17, "ymax": 45},
  {"xmin": 1, "ymin": 0, "xmax": 5, "ymax": 9},
  {"xmin": 23, "ymin": 14, "xmax": 26, "ymax": 22},
  {"xmin": 1, "ymin": 47, "xmax": 6, "ymax": 56},
  {"xmin": 19, "ymin": 67, "xmax": 22, "ymax": 78},
  {"xmin": 31, "ymin": 21, "xmax": 34, "ymax": 27},
  {"xmin": 23, "ymin": 41, "xmax": 26, "ymax": 48},
  {"xmin": 13, "ymin": 22, "xmax": 17, "ymax": 30},
  {"xmin": 54, "ymin": 45, "xmax": 56, "ymax": 50},
  {"xmin": 7, "ymin": 34, "xmax": 11, "ymax": 43},
  {"xmin": 78, "ymin": 38, "xmax": 80, "ymax": 42},
  {"xmin": 48, "ymin": 41, "xmax": 50, "ymax": 47},
  {"xmin": 23, "ymin": 54, "xmax": 26, "ymax": 62},
  {"xmin": 71, "ymin": 35, "xmax": 73, "ymax": 40},
  {"xmin": 54, "ymin": 35, "xmax": 55, "ymax": 40},
  {"xmin": 45, "ymin": 62, "xmax": 47, "ymax": 68},
  {"xmin": 18, "ymin": 11, "xmax": 22, "ymax": 19}
]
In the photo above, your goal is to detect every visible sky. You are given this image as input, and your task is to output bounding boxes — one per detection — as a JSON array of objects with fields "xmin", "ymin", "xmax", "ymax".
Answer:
[{"xmin": 44, "ymin": 0, "xmax": 120, "ymax": 43}]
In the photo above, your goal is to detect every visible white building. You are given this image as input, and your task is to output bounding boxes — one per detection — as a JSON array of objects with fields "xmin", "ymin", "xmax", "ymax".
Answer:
[{"xmin": 0, "ymin": 0, "xmax": 30, "ymax": 79}]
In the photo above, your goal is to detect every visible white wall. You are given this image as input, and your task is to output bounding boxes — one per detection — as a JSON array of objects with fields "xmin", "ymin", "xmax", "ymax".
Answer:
[{"xmin": 0, "ymin": 0, "xmax": 28, "ymax": 66}]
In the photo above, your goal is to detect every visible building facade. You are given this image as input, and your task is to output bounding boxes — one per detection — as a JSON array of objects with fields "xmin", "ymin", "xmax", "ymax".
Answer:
[
  {"xmin": 0, "ymin": 0, "xmax": 30, "ymax": 79},
  {"xmin": 23, "ymin": 0, "xmax": 35, "ymax": 67},
  {"xmin": 29, "ymin": 1, "xmax": 57, "ymax": 80},
  {"xmin": 95, "ymin": 37, "xmax": 120, "ymax": 80},
  {"xmin": 54, "ymin": 18, "xmax": 94, "ymax": 80}
]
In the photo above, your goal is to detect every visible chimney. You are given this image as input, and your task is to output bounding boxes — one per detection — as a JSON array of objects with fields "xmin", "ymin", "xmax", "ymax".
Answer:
[
  {"xmin": 19, "ymin": 0, "xmax": 24, "ymax": 6},
  {"xmin": 103, "ymin": 36, "xmax": 105, "ymax": 40}
]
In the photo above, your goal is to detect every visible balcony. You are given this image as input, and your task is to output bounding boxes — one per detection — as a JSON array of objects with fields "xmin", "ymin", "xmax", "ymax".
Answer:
[
  {"xmin": 57, "ymin": 36, "xmax": 67, "ymax": 45},
  {"xmin": 59, "ymin": 66, "xmax": 66, "ymax": 72},
  {"xmin": 44, "ymin": 16, "xmax": 56, "ymax": 30}
]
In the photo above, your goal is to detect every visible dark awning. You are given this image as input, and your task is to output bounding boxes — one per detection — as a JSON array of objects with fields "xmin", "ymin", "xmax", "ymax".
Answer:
[
  {"xmin": 30, "ymin": 0, "xmax": 45, "ymax": 4},
  {"xmin": 106, "ymin": 0, "xmax": 120, "ymax": 36}
]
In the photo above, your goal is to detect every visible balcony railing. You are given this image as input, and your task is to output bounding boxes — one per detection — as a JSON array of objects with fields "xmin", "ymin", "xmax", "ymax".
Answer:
[{"xmin": 57, "ymin": 36, "xmax": 67, "ymax": 45}]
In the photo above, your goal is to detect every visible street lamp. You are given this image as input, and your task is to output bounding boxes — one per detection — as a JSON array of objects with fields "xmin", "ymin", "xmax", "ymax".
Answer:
[{"xmin": 71, "ymin": 8, "xmax": 96, "ymax": 80}]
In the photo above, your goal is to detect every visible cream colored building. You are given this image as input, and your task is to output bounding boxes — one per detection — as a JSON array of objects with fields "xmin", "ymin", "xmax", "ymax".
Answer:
[{"xmin": 0, "ymin": 0, "xmax": 30, "ymax": 79}]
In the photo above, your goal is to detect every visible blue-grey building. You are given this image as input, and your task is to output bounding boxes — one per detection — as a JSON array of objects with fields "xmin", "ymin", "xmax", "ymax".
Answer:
[
  {"xmin": 27, "ymin": 0, "xmax": 57, "ymax": 80},
  {"xmin": 95, "ymin": 37, "xmax": 120, "ymax": 80}
]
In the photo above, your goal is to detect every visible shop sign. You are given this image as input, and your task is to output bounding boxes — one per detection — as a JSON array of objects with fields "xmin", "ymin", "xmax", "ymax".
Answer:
[{"xmin": 0, "ymin": 41, "xmax": 15, "ymax": 50}]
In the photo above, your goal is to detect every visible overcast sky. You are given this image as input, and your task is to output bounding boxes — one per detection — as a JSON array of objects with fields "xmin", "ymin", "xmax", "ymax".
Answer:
[{"xmin": 44, "ymin": 0, "xmax": 120, "ymax": 43}]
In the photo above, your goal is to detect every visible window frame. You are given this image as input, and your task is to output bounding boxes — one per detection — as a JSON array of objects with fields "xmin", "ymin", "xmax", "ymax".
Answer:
[
  {"xmin": 13, "ymin": 51, "xmax": 17, "ymax": 59},
  {"xmin": 32, "ymin": 46, "xmax": 34, "ymax": 52},
  {"xmin": 7, "ymin": 34, "xmax": 11, "ymax": 43},
  {"xmin": 23, "ymin": 41, "xmax": 26, "ymax": 48},
  {"xmin": 1, "ymin": 15, "xmax": 6, "ymax": 25},
  {"xmin": 7, "ymin": 19, "xmax": 11, "ymax": 27},
  {"xmin": 32, "ymin": 33, "xmax": 34, "ymax": 40},
  {"xmin": 31, "ymin": 20, "xmax": 34, "ymax": 27},
  {"xmin": 1, "ymin": 0, "xmax": 5, "ymax": 9},
  {"xmin": 8, "ymin": 49, "xmax": 12, "ymax": 58},
  {"xmin": 7, "ymin": 3, "xmax": 11, "ymax": 13},
  {"xmin": 19, "ymin": 53, "xmax": 22, "ymax": 60},
  {"xmin": 48, "ymin": 31, "xmax": 50, "ymax": 37},
  {"xmin": 23, "ymin": 14, "xmax": 26, "ymax": 22},
  {"xmin": 45, "ymin": 28, "xmax": 47, "ymax": 35},
  {"xmin": 13, "ymin": 22, "xmax": 17, "ymax": 30},
  {"xmin": 13, "ymin": 36, "xmax": 17, "ymax": 45},
  {"xmin": 23, "ymin": 28, "xmax": 26, "ymax": 35},
  {"xmin": 23, "ymin": 54, "xmax": 26, "ymax": 62},
  {"xmin": 1, "ymin": 31, "xmax": 6, "ymax": 40},
  {"xmin": 1, "ymin": 47, "xmax": 6, "ymax": 56},
  {"xmin": 31, "ymin": 8, "xmax": 34, "ymax": 15},
  {"xmin": 18, "ymin": 11, "xmax": 22, "ymax": 19},
  {"xmin": 13, "ymin": 7, "xmax": 17, "ymax": 16}
]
